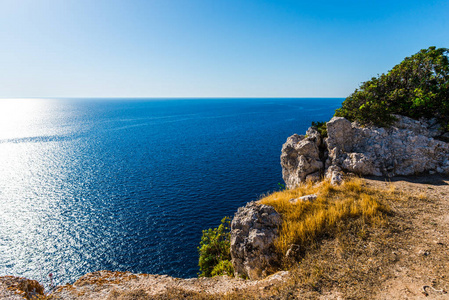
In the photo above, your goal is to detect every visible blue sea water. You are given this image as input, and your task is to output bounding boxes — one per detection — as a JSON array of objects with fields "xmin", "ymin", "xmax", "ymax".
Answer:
[{"xmin": 0, "ymin": 98, "xmax": 342, "ymax": 287}]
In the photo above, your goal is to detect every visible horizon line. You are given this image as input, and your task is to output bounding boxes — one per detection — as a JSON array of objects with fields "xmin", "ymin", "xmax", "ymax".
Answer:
[{"xmin": 0, "ymin": 96, "xmax": 346, "ymax": 100}]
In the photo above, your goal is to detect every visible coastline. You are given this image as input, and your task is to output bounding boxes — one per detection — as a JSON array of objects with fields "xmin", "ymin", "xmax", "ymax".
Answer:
[{"xmin": 2, "ymin": 174, "xmax": 448, "ymax": 299}]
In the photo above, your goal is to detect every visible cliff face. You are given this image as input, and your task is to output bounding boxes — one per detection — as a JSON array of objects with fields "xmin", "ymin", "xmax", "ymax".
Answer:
[
  {"xmin": 281, "ymin": 115, "xmax": 449, "ymax": 188},
  {"xmin": 230, "ymin": 202, "xmax": 282, "ymax": 280},
  {"xmin": 281, "ymin": 127, "xmax": 323, "ymax": 188}
]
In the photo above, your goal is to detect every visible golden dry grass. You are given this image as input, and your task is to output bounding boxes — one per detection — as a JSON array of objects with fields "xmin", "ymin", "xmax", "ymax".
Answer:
[{"xmin": 260, "ymin": 178, "xmax": 391, "ymax": 258}]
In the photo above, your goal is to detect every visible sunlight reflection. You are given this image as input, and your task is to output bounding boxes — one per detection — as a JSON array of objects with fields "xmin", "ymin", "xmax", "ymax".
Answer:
[
  {"xmin": 0, "ymin": 98, "xmax": 55, "ymax": 140},
  {"xmin": 0, "ymin": 98, "xmax": 72, "ymax": 284}
]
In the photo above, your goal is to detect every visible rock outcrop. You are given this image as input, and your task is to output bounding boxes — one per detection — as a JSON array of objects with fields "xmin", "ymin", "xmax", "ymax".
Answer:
[
  {"xmin": 3, "ymin": 270, "xmax": 289, "ymax": 300},
  {"xmin": 280, "ymin": 127, "xmax": 324, "ymax": 189},
  {"xmin": 230, "ymin": 202, "xmax": 282, "ymax": 280},
  {"xmin": 282, "ymin": 115, "xmax": 449, "ymax": 188},
  {"xmin": 0, "ymin": 276, "xmax": 45, "ymax": 299}
]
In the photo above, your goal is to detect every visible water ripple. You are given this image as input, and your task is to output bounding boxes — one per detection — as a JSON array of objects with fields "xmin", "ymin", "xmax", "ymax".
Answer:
[{"xmin": 0, "ymin": 98, "xmax": 342, "ymax": 286}]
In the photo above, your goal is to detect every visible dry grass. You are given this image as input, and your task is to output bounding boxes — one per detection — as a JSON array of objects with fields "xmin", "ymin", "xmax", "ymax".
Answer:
[{"xmin": 260, "ymin": 178, "xmax": 391, "ymax": 260}]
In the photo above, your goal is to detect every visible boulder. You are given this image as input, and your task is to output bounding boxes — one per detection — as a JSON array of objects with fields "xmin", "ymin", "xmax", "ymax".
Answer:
[
  {"xmin": 230, "ymin": 202, "xmax": 282, "ymax": 280},
  {"xmin": 280, "ymin": 128, "xmax": 323, "ymax": 189},
  {"xmin": 325, "ymin": 165, "xmax": 343, "ymax": 185},
  {"xmin": 326, "ymin": 117, "xmax": 353, "ymax": 154}
]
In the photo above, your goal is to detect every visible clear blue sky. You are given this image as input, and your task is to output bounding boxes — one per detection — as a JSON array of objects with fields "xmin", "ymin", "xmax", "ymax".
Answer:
[{"xmin": 1, "ymin": 0, "xmax": 448, "ymax": 98}]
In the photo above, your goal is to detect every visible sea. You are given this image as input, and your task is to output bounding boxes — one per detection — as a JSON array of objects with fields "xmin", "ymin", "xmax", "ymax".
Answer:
[{"xmin": 0, "ymin": 98, "xmax": 342, "ymax": 287}]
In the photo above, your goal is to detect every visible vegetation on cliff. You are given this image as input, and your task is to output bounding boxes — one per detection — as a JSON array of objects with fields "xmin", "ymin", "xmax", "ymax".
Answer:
[
  {"xmin": 198, "ymin": 217, "xmax": 233, "ymax": 277},
  {"xmin": 335, "ymin": 46, "xmax": 449, "ymax": 128}
]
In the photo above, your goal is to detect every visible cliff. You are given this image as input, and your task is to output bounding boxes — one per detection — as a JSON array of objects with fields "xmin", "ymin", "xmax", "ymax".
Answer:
[{"xmin": 281, "ymin": 115, "xmax": 449, "ymax": 189}]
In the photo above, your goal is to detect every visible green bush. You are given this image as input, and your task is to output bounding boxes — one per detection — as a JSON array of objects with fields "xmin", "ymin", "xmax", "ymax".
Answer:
[
  {"xmin": 198, "ymin": 217, "xmax": 234, "ymax": 277},
  {"xmin": 210, "ymin": 259, "xmax": 234, "ymax": 277},
  {"xmin": 311, "ymin": 121, "xmax": 327, "ymax": 137},
  {"xmin": 335, "ymin": 46, "xmax": 449, "ymax": 129}
]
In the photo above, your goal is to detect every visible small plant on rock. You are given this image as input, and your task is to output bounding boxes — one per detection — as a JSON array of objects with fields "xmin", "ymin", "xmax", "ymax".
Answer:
[
  {"xmin": 278, "ymin": 182, "xmax": 287, "ymax": 191},
  {"xmin": 198, "ymin": 217, "xmax": 234, "ymax": 277},
  {"xmin": 311, "ymin": 121, "xmax": 327, "ymax": 137}
]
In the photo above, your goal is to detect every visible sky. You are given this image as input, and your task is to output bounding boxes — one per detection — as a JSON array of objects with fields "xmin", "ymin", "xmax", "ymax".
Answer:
[{"xmin": 0, "ymin": 0, "xmax": 448, "ymax": 98}]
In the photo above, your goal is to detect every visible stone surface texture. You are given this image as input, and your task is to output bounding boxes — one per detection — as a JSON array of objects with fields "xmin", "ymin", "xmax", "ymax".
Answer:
[
  {"xmin": 0, "ymin": 276, "xmax": 45, "ymax": 300},
  {"xmin": 288, "ymin": 194, "xmax": 317, "ymax": 204},
  {"xmin": 24, "ymin": 270, "xmax": 289, "ymax": 300},
  {"xmin": 280, "ymin": 127, "xmax": 323, "ymax": 189},
  {"xmin": 298, "ymin": 194, "xmax": 318, "ymax": 202},
  {"xmin": 325, "ymin": 165, "xmax": 343, "ymax": 185},
  {"xmin": 282, "ymin": 115, "xmax": 449, "ymax": 188},
  {"xmin": 230, "ymin": 202, "xmax": 282, "ymax": 280}
]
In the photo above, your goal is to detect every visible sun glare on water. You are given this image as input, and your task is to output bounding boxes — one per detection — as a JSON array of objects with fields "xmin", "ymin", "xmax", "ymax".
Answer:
[
  {"xmin": 0, "ymin": 98, "xmax": 53, "ymax": 140},
  {"xmin": 0, "ymin": 98, "xmax": 69, "ymax": 282}
]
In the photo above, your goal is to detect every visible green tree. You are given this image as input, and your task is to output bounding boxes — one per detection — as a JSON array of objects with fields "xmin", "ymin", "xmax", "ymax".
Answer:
[
  {"xmin": 198, "ymin": 217, "xmax": 234, "ymax": 277},
  {"xmin": 335, "ymin": 46, "xmax": 449, "ymax": 129}
]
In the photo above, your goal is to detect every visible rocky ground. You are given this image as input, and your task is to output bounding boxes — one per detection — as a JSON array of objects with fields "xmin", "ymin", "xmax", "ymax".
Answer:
[
  {"xmin": 365, "ymin": 175, "xmax": 449, "ymax": 299},
  {"xmin": 1, "ymin": 175, "xmax": 448, "ymax": 299}
]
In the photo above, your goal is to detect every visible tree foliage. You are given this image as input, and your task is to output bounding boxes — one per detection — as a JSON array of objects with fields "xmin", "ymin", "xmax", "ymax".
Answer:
[
  {"xmin": 335, "ymin": 47, "xmax": 449, "ymax": 128},
  {"xmin": 198, "ymin": 217, "xmax": 234, "ymax": 277}
]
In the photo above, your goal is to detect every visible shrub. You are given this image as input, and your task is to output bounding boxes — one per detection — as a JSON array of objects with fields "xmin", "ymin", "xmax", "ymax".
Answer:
[
  {"xmin": 210, "ymin": 259, "xmax": 234, "ymax": 277},
  {"xmin": 311, "ymin": 121, "xmax": 327, "ymax": 137},
  {"xmin": 198, "ymin": 217, "xmax": 233, "ymax": 277},
  {"xmin": 335, "ymin": 46, "xmax": 449, "ymax": 128}
]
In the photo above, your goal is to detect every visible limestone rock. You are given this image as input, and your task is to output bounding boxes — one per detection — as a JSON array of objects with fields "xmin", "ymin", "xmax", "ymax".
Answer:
[
  {"xmin": 325, "ymin": 165, "xmax": 343, "ymax": 185},
  {"xmin": 326, "ymin": 117, "xmax": 353, "ymax": 154},
  {"xmin": 305, "ymin": 171, "xmax": 321, "ymax": 182},
  {"xmin": 299, "ymin": 194, "xmax": 317, "ymax": 202},
  {"xmin": 327, "ymin": 115, "xmax": 449, "ymax": 177},
  {"xmin": 0, "ymin": 276, "xmax": 45, "ymax": 300},
  {"xmin": 230, "ymin": 202, "xmax": 282, "ymax": 280},
  {"xmin": 288, "ymin": 194, "xmax": 317, "ymax": 204},
  {"xmin": 281, "ymin": 115, "xmax": 449, "ymax": 188},
  {"xmin": 45, "ymin": 270, "xmax": 290, "ymax": 299},
  {"xmin": 280, "ymin": 128, "xmax": 323, "ymax": 189},
  {"xmin": 288, "ymin": 198, "xmax": 298, "ymax": 204}
]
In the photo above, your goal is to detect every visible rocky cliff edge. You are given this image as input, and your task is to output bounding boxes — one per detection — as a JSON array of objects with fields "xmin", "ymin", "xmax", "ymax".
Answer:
[{"xmin": 281, "ymin": 115, "xmax": 449, "ymax": 189}]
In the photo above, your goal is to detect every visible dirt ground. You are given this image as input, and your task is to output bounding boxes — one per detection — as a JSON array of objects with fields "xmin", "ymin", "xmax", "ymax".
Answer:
[{"xmin": 364, "ymin": 175, "xmax": 449, "ymax": 300}]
